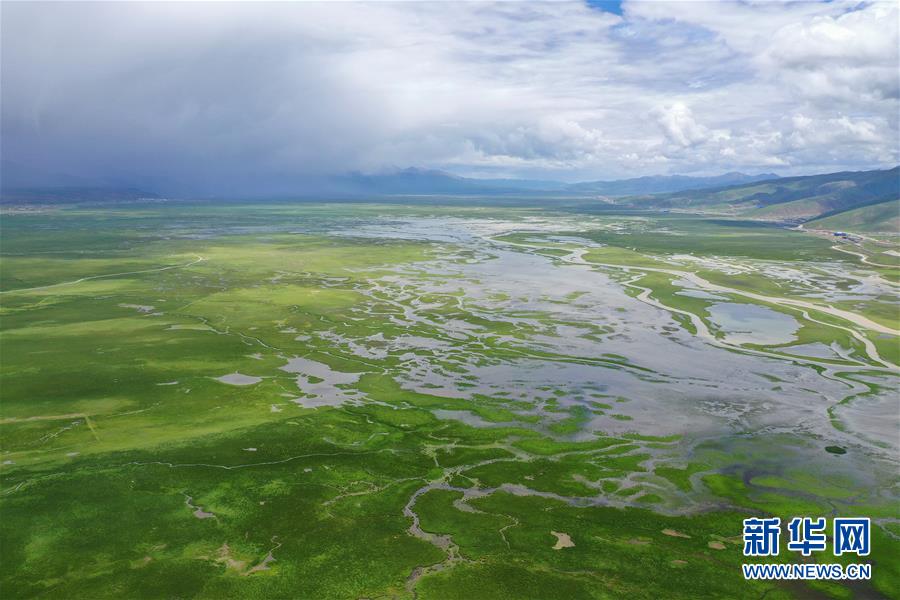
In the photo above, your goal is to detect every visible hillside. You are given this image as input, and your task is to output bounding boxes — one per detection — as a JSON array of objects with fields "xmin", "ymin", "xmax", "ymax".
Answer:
[
  {"xmin": 635, "ymin": 167, "xmax": 899, "ymax": 223},
  {"xmin": 2, "ymin": 158, "xmax": 782, "ymax": 201},
  {"xmin": 805, "ymin": 198, "xmax": 900, "ymax": 233},
  {"xmin": 322, "ymin": 169, "xmax": 779, "ymax": 197},
  {"xmin": 568, "ymin": 172, "xmax": 777, "ymax": 195}
]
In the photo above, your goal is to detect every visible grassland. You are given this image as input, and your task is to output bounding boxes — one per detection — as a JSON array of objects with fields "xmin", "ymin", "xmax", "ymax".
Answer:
[
  {"xmin": 1, "ymin": 202, "xmax": 897, "ymax": 598},
  {"xmin": 806, "ymin": 200, "xmax": 900, "ymax": 234}
]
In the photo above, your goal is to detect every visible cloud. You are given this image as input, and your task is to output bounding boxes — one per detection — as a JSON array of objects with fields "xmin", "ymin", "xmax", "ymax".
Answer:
[
  {"xmin": 762, "ymin": 3, "xmax": 900, "ymax": 106},
  {"xmin": 1, "ymin": 1, "xmax": 896, "ymax": 194},
  {"xmin": 653, "ymin": 103, "xmax": 711, "ymax": 147}
]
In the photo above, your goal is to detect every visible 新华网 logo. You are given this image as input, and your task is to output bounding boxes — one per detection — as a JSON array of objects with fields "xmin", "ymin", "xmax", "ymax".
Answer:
[{"xmin": 741, "ymin": 517, "xmax": 872, "ymax": 581}]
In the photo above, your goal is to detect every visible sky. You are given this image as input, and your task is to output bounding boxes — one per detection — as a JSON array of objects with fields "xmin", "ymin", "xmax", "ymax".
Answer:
[{"xmin": 2, "ymin": 0, "xmax": 898, "ymax": 195}]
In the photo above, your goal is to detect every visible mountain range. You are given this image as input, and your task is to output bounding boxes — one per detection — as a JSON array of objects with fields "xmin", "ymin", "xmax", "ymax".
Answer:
[
  {"xmin": 628, "ymin": 166, "xmax": 899, "ymax": 231},
  {"xmin": 2, "ymin": 162, "xmax": 897, "ymax": 231},
  {"xmin": 0, "ymin": 162, "xmax": 777, "ymax": 199},
  {"xmin": 317, "ymin": 168, "xmax": 778, "ymax": 197}
]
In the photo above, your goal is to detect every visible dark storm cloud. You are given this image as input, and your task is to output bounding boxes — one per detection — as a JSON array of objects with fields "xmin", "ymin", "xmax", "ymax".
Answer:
[
  {"xmin": 2, "ymin": 1, "xmax": 897, "ymax": 195},
  {"xmin": 2, "ymin": 2, "xmax": 398, "ymax": 194}
]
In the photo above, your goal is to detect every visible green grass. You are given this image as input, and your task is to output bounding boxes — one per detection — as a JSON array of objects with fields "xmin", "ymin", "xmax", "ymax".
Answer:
[
  {"xmin": 1, "ymin": 202, "xmax": 896, "ymax": 599},
  {"xmin": 807, "ymin": 199, "xmax": 900, "ymax": 233}
]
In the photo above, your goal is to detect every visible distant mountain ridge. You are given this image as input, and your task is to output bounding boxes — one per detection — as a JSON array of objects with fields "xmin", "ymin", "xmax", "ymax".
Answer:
[
  {"xmin": 566, "ymin": 172, "xmax": 778, "ymax": 195},
  {"xmin": 315, "ymin": 168, "xmax": 779, "ymax": 197},
  {"xmin": 321, "ymin": 168, "xmax": 547, "ymax": 195},
  {"xmin": 0, "ymin": 164, "xmax": 562, "ymax": 199},
  {"xmin": 3, "ymin": 161, "xmax": 897, "ymax": 232},
  {"xmin": 628, "ymin": 167, "xmax": 899, "ymax": 228},
  {"xmin": 2, "ymin": 164, "xmax": 782, "ymax": 200}
]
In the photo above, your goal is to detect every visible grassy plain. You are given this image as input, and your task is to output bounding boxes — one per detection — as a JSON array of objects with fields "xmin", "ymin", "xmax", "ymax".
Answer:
[{"xmin": 1, "ymin": 202, "xmax": 897, "ymax": 598}]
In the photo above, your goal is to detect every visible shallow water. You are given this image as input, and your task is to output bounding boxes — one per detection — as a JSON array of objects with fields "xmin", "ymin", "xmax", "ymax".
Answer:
[
  {"xmin": 706, "ymin": 302, "xmax": 800, "ymax": 345},
  {"xmin": 280, "ymin": 356, "xmax": 363, "ymax": 406},
  {"xmin": 299, "ymin": 215, "xmax": 900, "ymax": 509},
  {"xmin": 215, "ymin": 372, "xmax": 262, "ymax": 386}
]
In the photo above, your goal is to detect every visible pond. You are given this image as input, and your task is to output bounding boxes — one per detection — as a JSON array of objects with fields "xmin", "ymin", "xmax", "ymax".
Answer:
[{"xmin": 706, "ymin": 302, "xmax": 799, "ymax": 345}]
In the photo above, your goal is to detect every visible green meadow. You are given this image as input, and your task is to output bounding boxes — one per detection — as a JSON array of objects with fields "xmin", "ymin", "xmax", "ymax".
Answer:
[{"xmin": 1, "ymin": 202, "xmax": 897, "ymax": 599}]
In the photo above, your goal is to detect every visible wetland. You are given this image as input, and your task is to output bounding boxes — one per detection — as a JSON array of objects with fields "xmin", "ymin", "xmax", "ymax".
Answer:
[{"xmin": 1, "ymin": 201, "xmax": 897, "ymax": 599}]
